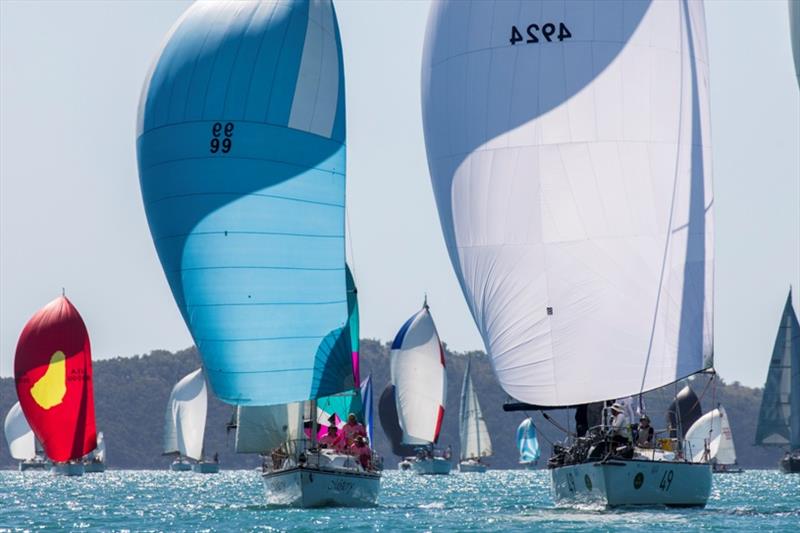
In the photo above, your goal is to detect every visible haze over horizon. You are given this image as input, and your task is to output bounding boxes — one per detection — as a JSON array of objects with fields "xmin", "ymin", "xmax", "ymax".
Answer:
[{"xmin": 1, "ymin": 0, "xmax": 798, "ymax": 390}]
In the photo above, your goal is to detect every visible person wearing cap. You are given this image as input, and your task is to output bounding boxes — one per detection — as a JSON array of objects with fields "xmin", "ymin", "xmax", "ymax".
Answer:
[
  {"xmin": 608, "ymin": 403, "xmax": 631, "ymax": 444},
  {"xmin": 635, "ymin": 415, "xmax": 654, "ymax": 448},
  {"xmin": 350, "ymin": 436, "xmax": 372, "ymax": 470},
  {"xmin": 319, "ymin": 424, "xmax": 344, "ymax": 452}
]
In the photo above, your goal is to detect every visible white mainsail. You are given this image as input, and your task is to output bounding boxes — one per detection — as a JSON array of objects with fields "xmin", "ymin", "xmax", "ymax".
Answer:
[
  {"xmin": 684, "ymin": 406, "xmax": 736, "ymax": 465},
  {"xmin": 163, "ymin": 368, "xmax": 207, "ymax": 461},
  {"xmin": 94, "ymin": 431, "xmax": 106, "ymax": 463},
  {"xmin": 235, "ymin": 403, "xmax": 304, "ymax": 454},
  {"xmin": 4, "ymin": 401, "xmax": 36, "ymax": 461},
  {"xmin": 390, "ymin": 302, "xmax": 447, "ymax": 445},
  {"xmin": 421, "ymin": 0, "xmax": 714, "ymax": 407},
  {"xmin": 459, "ymin": 359, "xmax": 492, "ymax": 460}
]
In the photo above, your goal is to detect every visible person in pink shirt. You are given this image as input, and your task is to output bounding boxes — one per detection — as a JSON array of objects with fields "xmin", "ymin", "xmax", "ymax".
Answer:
[
  {"xmin": 318, "ymin": 424, "xmax": 343, "ymax": 451},
  {"xmin": 342, "ymin": 413, "xmax": 367, "ymax": 446},
  {"xmin": 350, "ymin": 436, "xmax": 372, "ymax": 470}
]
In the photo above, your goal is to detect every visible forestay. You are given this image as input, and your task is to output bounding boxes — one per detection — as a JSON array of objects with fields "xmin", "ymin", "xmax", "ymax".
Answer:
[
  {"xmin": 137, "ymin": 0, "xmax": 350, "ymax": 406},
  {"xmin": 421, "ymin": 0, "xmax": 714, "ymax": 406},
  {"xmin": 164, "ymin": 368, "xmax": 207, "ymax": 461},
  {"xmin": 459, "ymin": 359, "xmax": 492, "ymax": 460},
  {"xmin": 4, "ymin": 402, "xmax": 36, "ymax": 461},
  {"xmin": 684, "ymin": 406, "xmax": 736, "ymax": 465},
  {"xmin": 755, "ymin": 290, "xmax": 800, "ymax": 448},
  {"xmin": 390, "ymin": 303, "xmax": 447, "ymax": 445}
]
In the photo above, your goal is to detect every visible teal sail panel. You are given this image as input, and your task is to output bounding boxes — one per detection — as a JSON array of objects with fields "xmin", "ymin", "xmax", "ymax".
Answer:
[
  {"xmin": 136, "ymin": 0, "xmax": 349, "ymax": 406},
  {"xmin": 755, "ymin": 290, "xmax": 800, "ymax": 448}
]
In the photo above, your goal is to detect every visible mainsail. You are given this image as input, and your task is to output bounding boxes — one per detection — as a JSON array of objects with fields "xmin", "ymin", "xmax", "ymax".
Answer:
[
  {"xmin": 517, "ymin": 418, "xmax": 540, "ymax": 465},
  {"xmin": 164, "ymin": 368, "xmax": 207, "ymax": 461},
  {"xmin": 14, "ymin": 296, "xmax": 97, "ymax": 462},
  {"xmin": 684, "ymin": 406, "xmax": 736, "ymax": 465},
  {"xmin": 93, "ymin": 431, "xmax": 106, "ymax": 463},
  {"xmin": 4, "ymin": 402, "xmax": 35, "ymax": 461},
  {"xmin": 755, "ymin": 290, "xmax": 800, "ymax": 448},
  {"xmin": 459, "ymin": 359, "xmax": 492, "ymax": 460},
  {"xmin": 421, "ymin": 0, "xmax": 714, "ymax": 407},
  {"xmin": 235, "ymin": 402, "xmax": 304, "ymax": 454},
  {"xmin": 666, "ymin": 385, "xmax": 703, "ymax": 438},
  {"xmin": 377, "ymin": 384, "xmax": 416, "ymax": 456},
  {"xmin": 390, "ymin": 302, "xmax": 447, "ymax": 445},
  {"xmin": 136, "ymin": 0, "xmax": 350, "ymax": 406}
]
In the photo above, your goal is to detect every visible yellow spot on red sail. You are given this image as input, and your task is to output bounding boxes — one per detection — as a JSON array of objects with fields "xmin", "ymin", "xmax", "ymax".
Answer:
[{"xmin": 30, "ymin": 351, "xmax": 67, "ymax": 409}]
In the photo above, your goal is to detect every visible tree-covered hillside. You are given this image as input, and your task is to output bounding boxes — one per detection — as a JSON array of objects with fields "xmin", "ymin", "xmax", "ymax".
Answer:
[{"xmin": 0, "ymin": 341, "xmax": 785, "ymax": 469}]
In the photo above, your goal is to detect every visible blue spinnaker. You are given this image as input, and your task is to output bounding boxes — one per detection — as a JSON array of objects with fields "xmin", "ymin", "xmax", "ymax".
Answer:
[
  {"xmin": 136, "ymin": 0, "xmax": 349, "ymax": 406},
  {"xmin": 517, "ymin": 418, "xmax": 540, "ymax": 465}
]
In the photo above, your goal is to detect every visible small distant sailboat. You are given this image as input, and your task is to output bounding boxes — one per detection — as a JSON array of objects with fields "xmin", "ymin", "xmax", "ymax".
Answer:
[
  {"xmin": 458, "ymin": 359, "xmax": 492, "ymax": 472},
  {"xmin": 4, "ymin": 402, "xmax": 47, "ymax": 471},
  {"xmin": 83, "ymin": 431, "xmax": 107, "ymax": 473},
  {"xmin": 14, "ymin": 296, "xmax": 97, "ymax": 476},
  {"xmin": 755, "ymin": 289, "xmax": 800, "ymax": 473},
  {"xmin": 164, "ymin": 368, "xmax": 219, "ymax": 474},
  {"xmin": 685, "ymin": 406, "xmax": 742, "ymax": 473},
  {"xmin": 390, "ymin": 299, "xmax": 450, "ymax": 475},
  {"xmin": 516, "ymin": 418, "xmax": 540, "ymax": 469}
]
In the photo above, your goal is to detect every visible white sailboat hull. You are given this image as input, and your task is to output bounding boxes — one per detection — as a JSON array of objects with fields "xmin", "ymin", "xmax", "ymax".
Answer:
[
  {"xmin": 170, "ymin": 459, "xmax": 192, "ymax": 472},
  {"xmin": 192, "ymin": 462, "xmax": 220, "ymax": 474},
  {"xmin": 51, "ymin": 463, "xmax": 85, "ymax": 477},
  {"xmin": 551, "ymin": 460, "xmax": 711, "ymax": 507},
  {"xmin": 411, "ymin": 457, "xmax": 451, "ymax": 475},
  {"xmin": 458, "ymin": 459, "xmax": 487, "ymax": 473},
  {"xmin": 262, "ymin": 466, "xmax": 380, "ymax": 507}
]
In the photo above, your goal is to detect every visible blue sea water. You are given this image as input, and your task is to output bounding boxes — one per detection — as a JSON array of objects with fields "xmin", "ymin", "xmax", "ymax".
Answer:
[{"xmin": 0, "ymin": 470, "xmax": 797, "ymax": 532}]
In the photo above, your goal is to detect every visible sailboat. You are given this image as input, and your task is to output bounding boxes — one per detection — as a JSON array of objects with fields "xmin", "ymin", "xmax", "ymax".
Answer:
[
  {"xmin": 14, "ymin": 296, "xmax": 97, "ymax": 476},
  {"xmin": 4, "ymin": 402, "xmax": 48, "ymax": 471},
  {"xmin": 83, "ymin": 431, "xmax": 107, "ymax": 473},
  {"xmin": 137, "ymin": 0, "xmax": 378, "ymax": 506},
  {"xmin": 517, "ymin": 418, "xmax": 540, "ymax": 469},
  {"xmin": 390, "ymin": 300, "xmax": 450, "ymax": 475},
  {"xmin": 164, "ymin": 368, "xmax": 218, "ymax": 473},
  {"xmin": 458, "ymin": 359, "xmax": 492, "ymax": 472},
  {"xmin": 422, "ymin": 0, "xmax": 715, "ymax": 506},
  {"xmin": 755, "ymin": 290, "xmax": 800, "ymax": 473},
  {"xmin": 685, "ymin": 406, "xmax": 742, "ymax": 473}
]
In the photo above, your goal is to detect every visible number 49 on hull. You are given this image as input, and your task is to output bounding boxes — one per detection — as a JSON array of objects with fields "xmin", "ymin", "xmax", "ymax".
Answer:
[{"xmin": 551, "ymin": 460, "xmax": 712, "ymax": 508}]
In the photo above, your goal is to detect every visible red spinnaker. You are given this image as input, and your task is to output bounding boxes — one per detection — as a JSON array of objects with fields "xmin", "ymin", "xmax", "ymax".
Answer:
[{"xmin": 14, "ymin": 296, "xmax": 96, "ymax": 462}]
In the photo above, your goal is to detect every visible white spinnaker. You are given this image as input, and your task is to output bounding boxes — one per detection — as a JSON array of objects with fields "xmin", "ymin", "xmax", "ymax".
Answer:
[
  {"xmin": 390, "ymin": 306, "xmax": 447, "ymax": 444},
  {"xmin": 235, "ymin": 402, "xmax": 304, "ymax": 453},
  {"xmin": 4, "ymin": 402, "xmax": 35, "ymax": 461},
  {"xmin": 163, "ymin": 368, "xmax": 207, "ymax": 460},
  {"xmin": 459, "ymin": 360, "xmax": 492, "ymax": 460},
  {"xmin": 684, "ymin": 406, "xmax": 737, "ymax": 465},
  {"xmin": 94, "ymin": 431, "xmax": 106, "ymax": 462},
  {"xmin": 421, "ymin": 0, "xmax": 714, "ymax": 407}
]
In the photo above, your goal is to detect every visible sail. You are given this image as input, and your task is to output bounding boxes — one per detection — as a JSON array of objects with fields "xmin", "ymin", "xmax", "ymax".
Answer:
[
  {"xmin": 517, "ymin": 418, "xmax": 540, "ymax": 464},
  {"xmin": 136, "ymin": 0, "xmax": 349, "ymax": 406},
  {"xmin": 347, "ymin": 265, "xmax": 361, "ymax": 386},
  {"xmin": 666, "ymin": 385, "xmax": 703, "ymax": 437},
  {"xmin": 4, "ymin": 402, "xmax": 36, "ymax": 461},
  {"xmin": 377, "ymin": 384, "xmax": 417, "ymax": 456},
  {"xmin": 93, "ymin": 431, "xmax": 106, "ymax": 463},
  {"xmin": 390, "ymin": 303, "xmax": 447, "ymax": 445},
  {"xmin": 361, "ymin": 374, "xmax": 374, "ymax": 445},
  {"xmin": 459, "ymin": 359, "xmax": 492, "ymax": 460},
  {"xmin": 790, "ymin": 0, "xmax": 800, "ymax": 89},
  {"xmin": 235, "ymin": 402, "xmax": 304, "ymax": 454},
  {"xmin": 163, "ymin": 368, "xmax": 207, "ymax": 460},
  {"xmin": 684, "ymin": 406, "xmax": 736, "ymax": 465},
  {"xmin": 421, "ymin": 0, "xmax": 714, "ymax": 407},
  {"xmin": 755, "ymin": 290, "xmax": 800, "ymax": 448},
  {"xmin": 14, "ymin": 296, "xmax": 97, "ymax": 462}
]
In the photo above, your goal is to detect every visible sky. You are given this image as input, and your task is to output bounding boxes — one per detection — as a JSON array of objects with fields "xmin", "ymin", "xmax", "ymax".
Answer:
[{"xmin": 1, "ymin": 0, "xmax": 798, "ymax": 389}]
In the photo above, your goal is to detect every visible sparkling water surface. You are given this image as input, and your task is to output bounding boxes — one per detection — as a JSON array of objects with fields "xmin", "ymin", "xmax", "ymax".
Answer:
[{"xmin": 1, "ymin": 470, "xmax": 797, "ymax": 532}]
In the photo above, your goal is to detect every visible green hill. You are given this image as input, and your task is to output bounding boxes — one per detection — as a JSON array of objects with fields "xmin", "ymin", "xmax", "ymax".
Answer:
[{"xmin": 0, "ymin": 341, "xmax": 785, "ymax": 469}]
